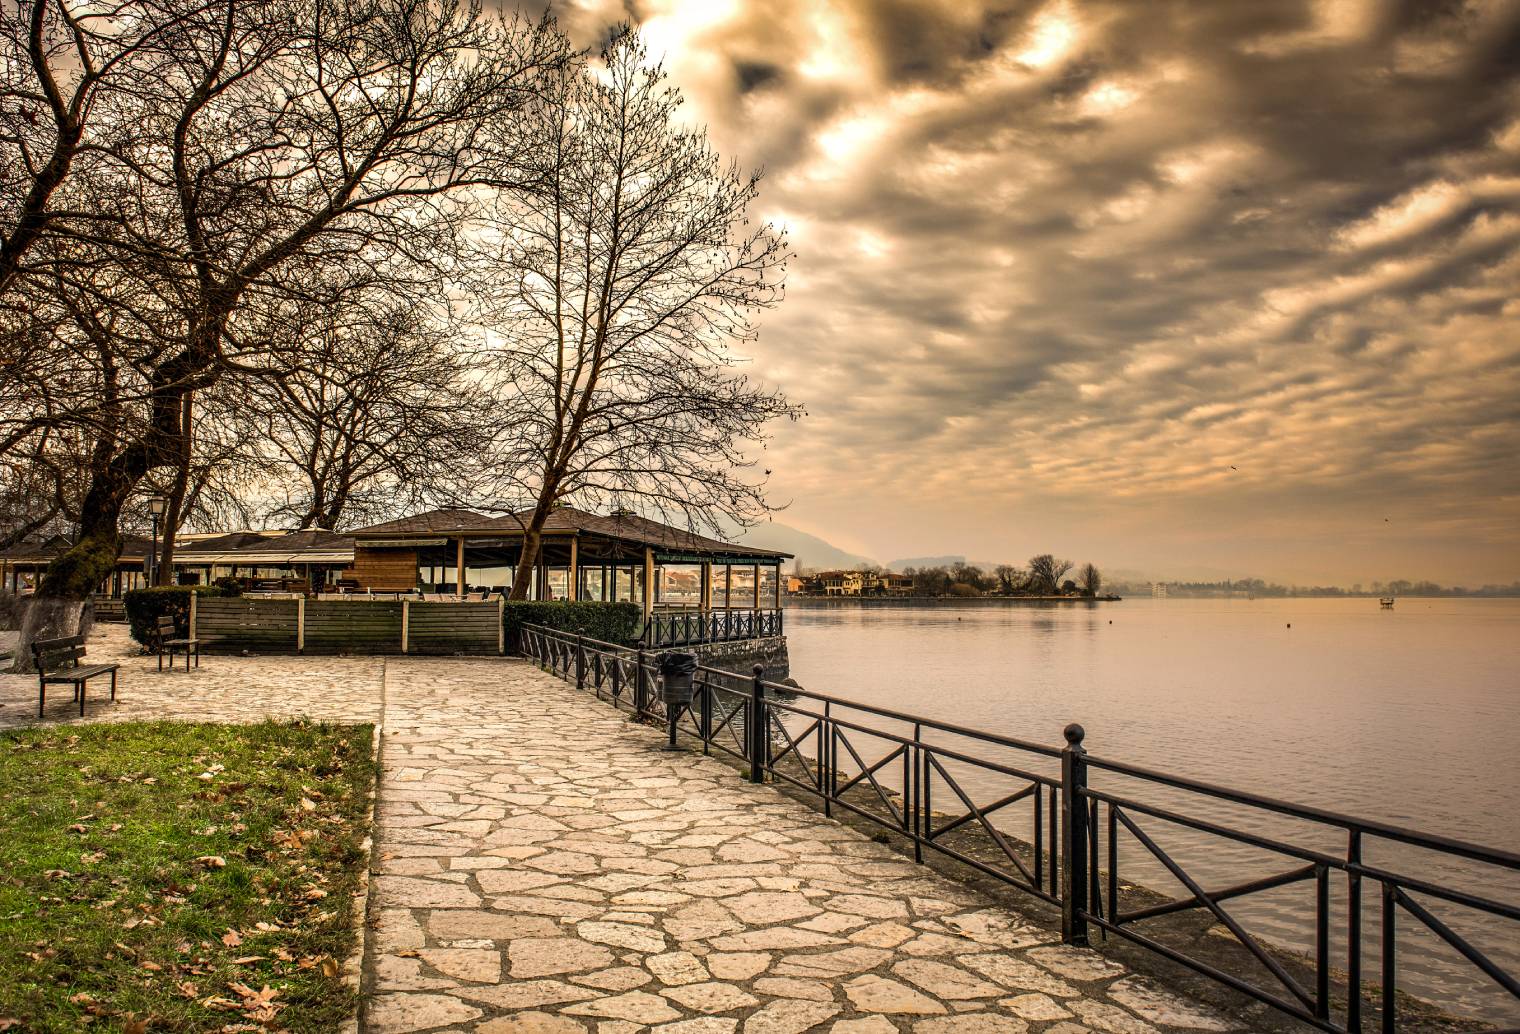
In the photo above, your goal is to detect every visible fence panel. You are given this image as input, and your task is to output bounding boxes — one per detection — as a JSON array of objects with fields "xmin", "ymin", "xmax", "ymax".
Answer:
[
  {"xmin": 409, "ymin": 601, "xmax": 500, "ymax": 654},
  {"xmin": 303, "ymin": 600, "xmax": 402, "ymax": 652},
  {"xmin": 195, "ymin": 597, "xmax": 298, "ymax": 652}
]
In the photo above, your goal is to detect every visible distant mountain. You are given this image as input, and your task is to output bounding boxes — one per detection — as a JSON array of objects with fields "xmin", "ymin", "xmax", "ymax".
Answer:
[
  {"xmin": 723, "ymin": 520, "xmax": 875, "ymax": 571},
  {"xmin": 886, "ymin": 555, "xmax": 964, "ymax": 571},
  {"xmin": 886, "ymin": 555, "xmax": 1011, "ymax": 572}
]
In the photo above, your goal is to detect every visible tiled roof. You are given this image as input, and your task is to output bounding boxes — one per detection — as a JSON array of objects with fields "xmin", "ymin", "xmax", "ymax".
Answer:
[
  {"xmin": 345, "ymin": 509, "xmax": 496, "ymax": 535},
  {"xmin": 349, "ymin": 506, "xmax": 790, "ymax": 559}
]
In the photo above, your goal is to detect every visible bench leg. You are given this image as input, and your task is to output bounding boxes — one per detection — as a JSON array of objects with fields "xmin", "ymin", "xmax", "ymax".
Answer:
[
  {"xmin": 111, "ymin": 670, "xmax": 117, "ymax": 702},
  {"xmin": 158, "ymin": 650, "xmax": 164, "ymax": 672},
  {"xmin": 79, "ymin": 681, "xmax": 85, "ymax": 717},
  {"xmin": 185, "ymin": 647, "xmax": 190, "ymax": 673},
  {"xmin": 194, "ymin": 645, "xmax": 200, "ymax": 669},
  {"xmin": 38, "ymin": 679, "xmax": 44, "ymax": 719}
]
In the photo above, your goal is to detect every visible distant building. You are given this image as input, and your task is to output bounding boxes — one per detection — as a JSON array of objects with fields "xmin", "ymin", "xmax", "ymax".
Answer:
[{"xmin": 801, "ymin": 569, "xmax": 913, "ymax": 597}]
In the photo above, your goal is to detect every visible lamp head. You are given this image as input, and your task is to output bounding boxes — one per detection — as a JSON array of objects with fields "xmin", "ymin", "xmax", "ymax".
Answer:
[{"xmin": 148, "ymin": 495, "xmax": 167, "ymax": 516}]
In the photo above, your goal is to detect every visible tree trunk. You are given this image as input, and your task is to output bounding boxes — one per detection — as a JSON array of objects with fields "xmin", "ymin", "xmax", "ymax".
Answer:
[
  {"xmin": 10, "ymin": 596, "xmax": 93, "ymax": 674},
  {"xmin": 156, "ymin": 393, "xmax": 194, "ymax": 585},
  {"xmin": 509, "ymin": 509, "xmax": 551, "ymax": 600}
]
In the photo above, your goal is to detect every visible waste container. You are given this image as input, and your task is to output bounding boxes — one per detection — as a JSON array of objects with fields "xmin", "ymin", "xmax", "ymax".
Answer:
[{"xmin": 659, "ymin": 651, "xmax": 698, "ymax": 707}]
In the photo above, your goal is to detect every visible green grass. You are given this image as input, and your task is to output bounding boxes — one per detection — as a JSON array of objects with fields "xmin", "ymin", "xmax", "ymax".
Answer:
[{"xmin": 0, "ymin": 721, "xmax": 376, "ymax": 1033}]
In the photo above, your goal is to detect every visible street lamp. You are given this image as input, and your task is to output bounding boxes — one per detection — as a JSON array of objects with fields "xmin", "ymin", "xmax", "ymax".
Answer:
[{"xmin": 148, "ymin": 495, "xmax": 167, "ymax": 587}]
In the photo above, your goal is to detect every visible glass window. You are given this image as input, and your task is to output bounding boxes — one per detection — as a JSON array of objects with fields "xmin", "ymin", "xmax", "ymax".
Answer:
[
  {"xmin": 730, "ymin": 565, "xmax": 756, "ymax": 609},
  {"xmin": 658, "ymin": 564, "xmax": 701, "ymax": 607},
  {"xmin": 759, "ymin": 564, "xmax": 778, "ymax": 608},
  {"xmin": 709, "ymin": 564, "xmax": 728, "ymax": 609}
]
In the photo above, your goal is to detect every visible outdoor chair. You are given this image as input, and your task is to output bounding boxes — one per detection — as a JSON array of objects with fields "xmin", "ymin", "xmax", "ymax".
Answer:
[{"xmin": 155, "ymin": 614, "xmax": 200, "ymax": 672}]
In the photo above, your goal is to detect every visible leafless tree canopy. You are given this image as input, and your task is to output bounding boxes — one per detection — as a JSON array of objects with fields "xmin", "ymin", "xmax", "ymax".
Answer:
[{"xmin": 472, "ymin": 29, "xmax": 799, "ymax": 598}]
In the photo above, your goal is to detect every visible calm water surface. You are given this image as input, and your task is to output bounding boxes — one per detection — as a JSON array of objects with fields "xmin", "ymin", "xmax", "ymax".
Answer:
[{"xmin": 782, "ymin": 597, "xmax": 1520, "ymax": 1022}]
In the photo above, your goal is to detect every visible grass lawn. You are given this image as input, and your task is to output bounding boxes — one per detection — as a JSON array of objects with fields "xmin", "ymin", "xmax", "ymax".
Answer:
[{"xmin": 0, "ymin": 721, "xmax": 376, "ymax": 1033}]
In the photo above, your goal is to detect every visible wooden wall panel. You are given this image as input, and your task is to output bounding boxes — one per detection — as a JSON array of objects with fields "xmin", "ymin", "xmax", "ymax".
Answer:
[{"xmin": 346, "ymin": 548, "xmax": 417, "ymax": 590}]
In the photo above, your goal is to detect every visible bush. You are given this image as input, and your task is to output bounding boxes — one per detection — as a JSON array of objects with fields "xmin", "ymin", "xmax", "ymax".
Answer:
[
  {"xmin": 123, "ymin": 585, "xmax": 229, "ymax": 647},
  {"xmin": 502, "ymin": 600, "xmax": 644, "ymax": 652},
  {"xmin": 211, "ymin": 575, "xmax": 244, "ymax": 596}
]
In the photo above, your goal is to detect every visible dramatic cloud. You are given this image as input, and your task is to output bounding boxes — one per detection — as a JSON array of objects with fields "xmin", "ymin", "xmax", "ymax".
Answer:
[{"xmin": 548, "ymin": 0, "xmax": 1520, "ymax": 584}]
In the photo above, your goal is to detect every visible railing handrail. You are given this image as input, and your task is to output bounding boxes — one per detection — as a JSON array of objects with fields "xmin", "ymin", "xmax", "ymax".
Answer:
[{"xmin": 1083, "ymin": 753, "xmax": 1520, "ymax": 871}]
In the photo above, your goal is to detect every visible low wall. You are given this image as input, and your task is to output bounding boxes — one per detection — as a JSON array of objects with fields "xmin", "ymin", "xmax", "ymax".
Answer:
[
  {"xmin": 194, "ymin": 597, "xmax": 501, "ymax": 655},
  {"xmin": 691, "ymin": 635, "xmax": 790, "ymax": 682}
]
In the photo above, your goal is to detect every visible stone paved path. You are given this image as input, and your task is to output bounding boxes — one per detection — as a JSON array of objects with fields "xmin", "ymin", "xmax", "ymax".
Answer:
[{"xmin": 367, "ymin": 658, "xmax": 1248, "ymax": 1034}]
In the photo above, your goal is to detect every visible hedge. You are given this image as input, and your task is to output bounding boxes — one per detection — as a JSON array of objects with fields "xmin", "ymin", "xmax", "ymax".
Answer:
[
  {"xmin": 123, "ymin": 586, "xmax": 230, "ymax": 647},
  {"xmin": 502, "ymin": 600, "xmax": 644, "ymax": 652}
]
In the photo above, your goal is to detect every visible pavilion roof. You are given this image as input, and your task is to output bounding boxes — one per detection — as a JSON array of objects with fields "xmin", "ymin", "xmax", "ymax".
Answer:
[{"xmin": 348, "ymin": 506, "xmax": 790, "ymax": 560}]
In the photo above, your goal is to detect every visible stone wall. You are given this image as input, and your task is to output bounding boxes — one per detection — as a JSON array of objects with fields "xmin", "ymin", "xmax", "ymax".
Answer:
[{"xmin": 691, "ymin": 635, "xmax": 790, "ymax": 682}]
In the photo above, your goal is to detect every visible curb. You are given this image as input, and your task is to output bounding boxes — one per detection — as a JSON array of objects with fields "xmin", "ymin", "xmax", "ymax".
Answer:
[{"xmin": 340, "ymin": 716, "xmax": 384, "ymax": 1034}]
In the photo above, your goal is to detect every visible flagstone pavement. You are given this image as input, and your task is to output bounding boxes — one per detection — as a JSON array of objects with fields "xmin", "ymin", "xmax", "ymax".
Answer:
[{"xmin": 2, "ymin": 623, "xmax": 1255, "ymax": 1034}]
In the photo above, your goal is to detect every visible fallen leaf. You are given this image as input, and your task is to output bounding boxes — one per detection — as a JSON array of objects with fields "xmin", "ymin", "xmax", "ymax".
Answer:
[
  {"xmin": 319, "ymin": 957, "xmax": 339, "ymax": 979},
  {"xmin": 231, "ymin": 956, "xmax": 266, "ymax": 965},
  {"xmin": 298, "ymin": 798, "xmax": 316, "ymax": 812},
  {"xmin": 196, "ymin": 856, "xmax": 227, "ymax": 869},
  {"xmin": 220, "ymin": 929, "xmax": 243, "ymax": 947},
  {"xmin": 123, "ymin": 1019, "xmax": 148, "ymax": 1034}
]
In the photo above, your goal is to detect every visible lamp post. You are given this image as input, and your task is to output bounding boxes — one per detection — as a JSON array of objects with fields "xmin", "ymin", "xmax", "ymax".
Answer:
[{"xmin": 148, "ymin": 495, "xmax": 166, "ymax": 587}]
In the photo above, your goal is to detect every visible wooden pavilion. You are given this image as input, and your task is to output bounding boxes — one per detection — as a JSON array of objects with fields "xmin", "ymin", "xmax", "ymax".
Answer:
[{"xmin": 346, "ymin": 506, "xmax": 791, "ymax": 622}]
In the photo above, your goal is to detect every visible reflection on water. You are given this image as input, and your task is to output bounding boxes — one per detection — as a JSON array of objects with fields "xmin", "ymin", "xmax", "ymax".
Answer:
[{"xmin": 782, "ymin": 597, "xmax": 1520, "ymax": 1023}]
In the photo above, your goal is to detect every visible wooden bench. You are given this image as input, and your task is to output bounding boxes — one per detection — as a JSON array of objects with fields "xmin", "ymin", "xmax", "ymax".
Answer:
[
  {"xmin": 156, "ymin": 615, "xmax": 200, "ymax": 672},
  {"xmin": 31, "ymin": 634, "xmax": 119, "ymax": 718}
]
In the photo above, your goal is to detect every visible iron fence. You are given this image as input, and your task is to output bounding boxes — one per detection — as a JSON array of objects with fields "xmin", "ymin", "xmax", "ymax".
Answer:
[
  {"xmin": 644, "ymin": 607, "xmax": 783, "ymax": 647},
  {"xmin": 518, "ymin": 623, "xmax": 1520, "ymax": 1033}
]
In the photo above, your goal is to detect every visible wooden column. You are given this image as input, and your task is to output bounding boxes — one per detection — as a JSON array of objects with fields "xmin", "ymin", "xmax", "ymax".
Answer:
[
  {"xmin": 700, "ymin": 561, "xmax": 711, "ymax": 614},
  {"xmin": 568, "ymin": 537, "xmax": 578, "ymax": 601},
  {"xmin": 643, "ymin": 548, "xmax": 655, "ymax": 623},
  {"xmin": 753, "ymin": 564, "xmax": 761, "ymax": 608},
  {"xmin": 455, "ymin": 537, "xmax": 466, "ymax": 596}
]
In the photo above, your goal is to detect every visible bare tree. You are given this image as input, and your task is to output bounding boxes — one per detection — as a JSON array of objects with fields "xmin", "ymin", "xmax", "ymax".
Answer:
[
  {"xmin": 18, "ymin": 0, "xmax": 565, "ymax": 602},
  {"xmin": 1028, "ymin": 554, "xmax": 1073, "ymax": 595},
  {"xmin": 1079, "ymin": 562, "xmax": 1102, "ymax": 598},
  {"xmin": 475, "ymin": 29, "xmax": 798, "ymax": 599},
  {"xmin": 994, "ymin": 564, "xmax": 1025, "ymax": 595}
]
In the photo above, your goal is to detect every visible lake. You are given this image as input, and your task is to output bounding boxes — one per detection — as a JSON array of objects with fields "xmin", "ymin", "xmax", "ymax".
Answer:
[{"xmin": 781, "ymin": 596, "xmax": 1520, "ymax": 1024}]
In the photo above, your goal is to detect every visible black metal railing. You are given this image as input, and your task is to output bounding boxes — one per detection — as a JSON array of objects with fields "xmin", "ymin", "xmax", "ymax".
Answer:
[
  {"xmin": 643, "ymin": 607, "xmax": 783, "ymax": 647},
  {"xmin": 518, "ymin": 624, "xmax": 1520, "ymax": 1034}
]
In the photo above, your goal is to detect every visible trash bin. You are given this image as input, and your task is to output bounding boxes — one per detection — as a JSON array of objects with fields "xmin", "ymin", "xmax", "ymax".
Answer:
[{"xmin": 659, "ymin": 651, "xmax": 698, "ymax": 707}]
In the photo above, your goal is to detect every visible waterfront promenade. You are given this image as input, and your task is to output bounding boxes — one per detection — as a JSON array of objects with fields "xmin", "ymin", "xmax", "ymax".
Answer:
[{"xmin": 1, "ymin": 626, "xmax": 1252, "ymax": 1033}]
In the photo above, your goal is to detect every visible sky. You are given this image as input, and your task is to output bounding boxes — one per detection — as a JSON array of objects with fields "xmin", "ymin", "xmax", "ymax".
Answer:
[{"xmin": 546, "ymin": 0, "xmax": 1520, "ymax": 586}]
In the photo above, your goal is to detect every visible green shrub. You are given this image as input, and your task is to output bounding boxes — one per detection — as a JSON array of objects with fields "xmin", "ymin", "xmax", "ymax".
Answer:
[
  {"xmin": 502, "ymin": 600, "xmax": 644, "ymax": 651},
  {"xmin": 123, "ymin": 585, "xmax": 228, "ymax": 647}
]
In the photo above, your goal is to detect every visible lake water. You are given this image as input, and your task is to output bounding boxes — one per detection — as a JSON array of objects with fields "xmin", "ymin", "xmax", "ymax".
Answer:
[{"xmin": 782, "ymin": 597, "xmax": 1520, "ymax": 1024}]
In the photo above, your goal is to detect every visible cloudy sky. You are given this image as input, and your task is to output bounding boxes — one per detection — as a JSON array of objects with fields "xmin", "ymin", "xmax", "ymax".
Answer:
[{"xmin": 551, "ymin": 0, "xmax": 1520, "ymax": 586}]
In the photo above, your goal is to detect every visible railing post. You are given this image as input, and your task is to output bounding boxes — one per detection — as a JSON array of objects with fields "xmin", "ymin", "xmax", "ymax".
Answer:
[
  {"xmin": 575, "ymin": 634, "xmax": 586, "ymax": 690},
  {"xmin": 699, "ymin": 671, "xmax": 712, "ymax": 755},
  {"xmin": 748, "ymin": 664, "xmax": 766, "ymax": 783},
  {"xmin": 1061, "ymin": 722, "xmax": 1089, "ymax": 946},
  {"xmin": 635, "ymin": 646, "xmax": 648, "ymax": 716}
]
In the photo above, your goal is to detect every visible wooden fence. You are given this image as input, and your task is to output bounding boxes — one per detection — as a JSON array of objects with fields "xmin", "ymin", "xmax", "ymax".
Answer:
[{"xmin": 192, "ymin": 597, "xmax": 503, "ymax": 655}]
